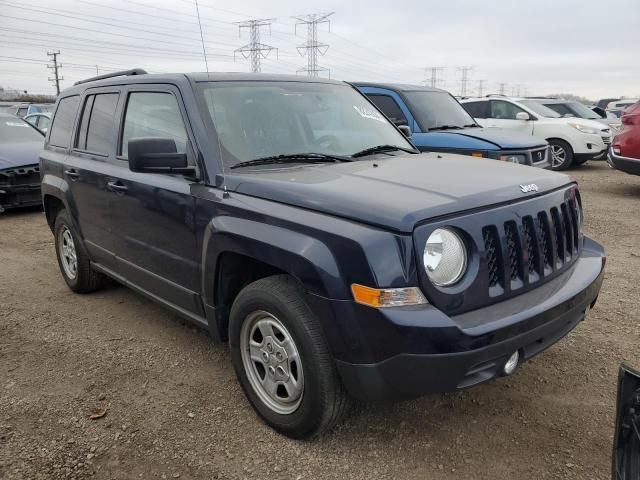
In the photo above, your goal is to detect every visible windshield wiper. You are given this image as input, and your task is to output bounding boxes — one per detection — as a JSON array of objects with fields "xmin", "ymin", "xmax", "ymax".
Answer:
[
  {"xmin": 463, "ymin": 123, "xmax": 480, "ymax": 128},
  {"xmin": 350, "ymin": 144, "xmax": 417, "ymax": 158},
  {"xmin": 230, "ymin": 153, "xmax": 352, "ymax": 169},
  {"xmin": 428, "ymin": 125, "xmax": 465, "ymax": 131}
]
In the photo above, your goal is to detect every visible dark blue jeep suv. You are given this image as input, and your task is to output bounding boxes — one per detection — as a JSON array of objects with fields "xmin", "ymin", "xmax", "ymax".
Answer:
[
  {"xmin": 355, "ymin": 83, "xmax": 550, "ymax": 167},
  {"xmin": 41, "ymin": 70, "xmax": 604, "ymax": 439}
]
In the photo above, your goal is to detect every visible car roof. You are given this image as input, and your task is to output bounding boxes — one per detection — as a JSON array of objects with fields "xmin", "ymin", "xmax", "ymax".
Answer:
[
  {"xmin": 60, "ymin": 71, "xmax": 346, "ymax": 96},
  {"xmin": 351, "ymin": 82, "xmax": 445, "ymax": 93}
]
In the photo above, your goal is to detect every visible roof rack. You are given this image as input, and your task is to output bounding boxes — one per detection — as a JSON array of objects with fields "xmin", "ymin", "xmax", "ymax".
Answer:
[
  {"xmin": 486, "ymin": 94, "xmax": 507, "ymax": 97},
  {"xmin": 523, "ymin": 96, "xmax": 560, "ymax": 100},
  {"xmin": 74, "ymin": 68, "xmax": 148, "ymax": 86}
]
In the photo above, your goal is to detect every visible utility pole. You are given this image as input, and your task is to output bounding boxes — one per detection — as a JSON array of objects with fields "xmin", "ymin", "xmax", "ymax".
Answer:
[
  {"xmin": 47, "ymin": 50, "xmax": 63, "ymax": 95},
  {"xmin": 234, "ymin": 19, "xmax": 277, "ymax": 73},
  {"xmin": 292, "ymin": 12, "xmax": 333, "ymax": 77},
  {"xmin": 457, "ymin": 66, "xmax": 473, "ymax": 97},
  {"xmin": 95, "ymin": 65, "xmax": 99, "ymax": 75},
  {"xmin": 423, "ymin": 66, "xmax": 444, "ymax": 88},
  {"xmin": 498, "ymin": 82, "xmax": 507, "ymax": 95},
  {"xmin": 476, "ymin": 79, "xmax": 487, "ymax": 97}
]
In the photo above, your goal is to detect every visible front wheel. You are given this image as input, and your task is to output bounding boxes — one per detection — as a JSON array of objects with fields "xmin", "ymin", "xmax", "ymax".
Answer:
[
  {"xmin": 229, "ymin": 275, "xmax": 349, "ymax": 439},
  {"xmin": 548, "ymin": 139, "xmax": 574, "ymax": 170}
]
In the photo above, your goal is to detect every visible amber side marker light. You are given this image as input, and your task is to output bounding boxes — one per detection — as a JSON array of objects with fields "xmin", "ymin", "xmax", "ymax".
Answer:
[
  {"xmin": 351, "ymin": 284, "xmax": 428, "ymax": 308},
  {"xmin": 471, "ymin": 152, "xmax": 484, "ymax": 158}
]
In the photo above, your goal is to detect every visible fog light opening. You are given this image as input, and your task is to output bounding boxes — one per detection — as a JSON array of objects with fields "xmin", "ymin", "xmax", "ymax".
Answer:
[{"xmin": 503, "ymin": 351, "xmax": 520, "ymax": 375}]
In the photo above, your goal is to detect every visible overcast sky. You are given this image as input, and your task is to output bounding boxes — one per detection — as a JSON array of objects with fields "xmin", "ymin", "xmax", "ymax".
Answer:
[{"xmin": 1, "ymin": 0, "xmax": 638, "ymax": 100}]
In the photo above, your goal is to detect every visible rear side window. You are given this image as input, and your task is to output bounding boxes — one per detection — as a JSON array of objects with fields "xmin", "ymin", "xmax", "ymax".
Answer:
[
  {"xmin": 462, "ymin": 101, "xmax": 488, "ymax": 118},
  {"xmin": 49, "ymin": 96, "xmax": 80, "ymax": 148},
  {"xmin": 120, "ymin": 92, "xmax": 188, "ymax": 158},
  {"xmin": 76, "ymin": 93, "xmax": 119, "ymax": 155},
  {"xmin": 366, "ymin": 94, "xmax": 408, "ymax": 126}
]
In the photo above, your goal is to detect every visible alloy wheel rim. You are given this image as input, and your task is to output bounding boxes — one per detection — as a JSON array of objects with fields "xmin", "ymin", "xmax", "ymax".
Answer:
[
  {"xmin": 58, "ymin": 226, "xmax": 78, "ymax": 280},
  {"xmin": 551, "ymin": 145, "xmax": 566, "ymax": 168},
  {"xmin": 240, "ymin": 310, "xmax": 304, "ymax": 415}
]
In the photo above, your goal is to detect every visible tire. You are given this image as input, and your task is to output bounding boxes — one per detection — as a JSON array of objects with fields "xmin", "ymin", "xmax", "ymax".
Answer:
[
  {"xmin": 229, "ymin": 275, "xmax": 349, "ymax": 439},
  {"xmin": 53, "ymin": 209, "xmax": 104, "ymax": 293},
  {"xmin": 548, "ymin": 139, "xmax": 574, "ymax": 170}
]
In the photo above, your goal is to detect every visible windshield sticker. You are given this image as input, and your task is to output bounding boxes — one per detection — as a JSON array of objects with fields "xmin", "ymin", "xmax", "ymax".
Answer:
[
  {"xmin": 5, "ymin": 122, "xmax": 29, "ymax": 127},
  {"xmin": 353, "ymin": 105, "xmax": 386, "ymax": 123}
]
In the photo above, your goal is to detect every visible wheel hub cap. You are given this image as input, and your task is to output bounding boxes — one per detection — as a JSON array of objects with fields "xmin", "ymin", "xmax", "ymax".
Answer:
[
  {"xmin": 58, "ymin": 226, "xmax": 78, "ymax": 280},
  {"xmin": 240, "ymin": 311, "xmax": 304, "ymax": 415},
  {"xmin": 551, "ymin": 145, "xmax": 566, "ymax": 168}
]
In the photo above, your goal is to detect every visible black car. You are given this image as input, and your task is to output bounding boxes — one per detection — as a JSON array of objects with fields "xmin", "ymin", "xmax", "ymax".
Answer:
[
  {"xmin": 41, "ymin": 70, "xmax": 605, "ymax": 438},
  {"xmin": 0, "ymin": 113, "xmax": 44, "ymax": 212}
]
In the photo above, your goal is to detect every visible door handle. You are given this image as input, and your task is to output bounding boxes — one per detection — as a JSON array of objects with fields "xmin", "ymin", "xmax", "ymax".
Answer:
[
  {"xmin": 64, "ymin": 169, "xmax": 79, "ymax": 180},
  {"xmin": 107, "ymin": 181, "xmax": 128, "ymax": 193}
]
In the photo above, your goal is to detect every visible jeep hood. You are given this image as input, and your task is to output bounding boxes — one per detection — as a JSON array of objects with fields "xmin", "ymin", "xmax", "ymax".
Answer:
[
  {"xmin": 225, "ymin": 152, "xmax": 572, "ymax": 233},
  {"xmin": 412, "ymin": 128, "xmax": 546, "ymax": 151}
]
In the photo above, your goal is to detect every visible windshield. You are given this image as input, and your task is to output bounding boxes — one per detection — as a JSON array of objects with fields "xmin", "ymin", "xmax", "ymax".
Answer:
[
  {"xmin": 567, "ymin": 101, "xmax": 600, "ymax": 119},
  {"xmin": 198, "ymin": 81, "xmax": 413, "ymax": 169},
  {"xmin": 0, "ymin": 118, "xmax": 43, "ymax": 144},
  {"xmin": 404, "ymin": 90, "xmax": 476, "ymax": 130},
  {"xmin": 519, "ymin": 100, "xmax": 562, "ymax": 118}
]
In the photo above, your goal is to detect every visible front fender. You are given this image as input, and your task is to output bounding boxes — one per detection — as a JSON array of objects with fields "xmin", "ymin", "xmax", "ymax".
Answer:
[{"xmin": 201, "ymin": 215, "xmax": 344, "ymax": 306}]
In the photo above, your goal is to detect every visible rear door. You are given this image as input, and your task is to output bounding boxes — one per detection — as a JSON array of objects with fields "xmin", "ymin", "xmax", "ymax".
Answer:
[
  {"xmin": 107, "ymin": 85, "xmax": 203, "ymax": 316},
  {"xmin": 485, "ymin": 100, "xmax": 534, "ymax": 135},
  {"xmin": 65, "ymin": 89, "xmax": 122, "ymax": 269}
]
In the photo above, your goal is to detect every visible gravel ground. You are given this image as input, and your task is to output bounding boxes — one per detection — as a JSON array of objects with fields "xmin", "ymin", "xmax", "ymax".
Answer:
[{"xmin": 1, "ymin": 161, "xmax": 639, "ymax": 480}]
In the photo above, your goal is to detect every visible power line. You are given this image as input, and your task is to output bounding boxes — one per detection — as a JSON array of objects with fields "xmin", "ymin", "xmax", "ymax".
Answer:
[
  {"xmin": 234, "ymin": 19, "xmax": 277, "ymax": 73},
  {"xmin": 293, "ymin": 12, "xmax": 333, "ymax": 77},
  {"xmin": 47, "ymin": 50, "xmax": 62, "ymax": 95},
  {"xmin": 424, "ymin": 67, "xmax": 444, "ymax": 88},
  {"xmin": 476, "ymin": 79, "xmax": 487, "ymax": 97},
  {"xmin": 457, "ymin": 66, "xmax": 473, "ymax": 97}
]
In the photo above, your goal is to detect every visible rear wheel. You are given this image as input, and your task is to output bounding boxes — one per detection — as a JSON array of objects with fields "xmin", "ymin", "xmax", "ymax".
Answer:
[
  {"xmin": 548, "ymin": 139, "xmax": 574, "ymax": 170},
  {"xmin": 54, "ymin": 209, "xmax": 104, "ymax": 293},
  {"xmin": 229, "ymin": 275, "xmax": 349, "ymax": 439}
]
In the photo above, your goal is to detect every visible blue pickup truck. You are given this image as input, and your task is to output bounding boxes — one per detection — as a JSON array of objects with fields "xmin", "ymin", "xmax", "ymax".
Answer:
[{"xmin": 354, "ymin": 83, "xmax": 550, "ymax": 168}]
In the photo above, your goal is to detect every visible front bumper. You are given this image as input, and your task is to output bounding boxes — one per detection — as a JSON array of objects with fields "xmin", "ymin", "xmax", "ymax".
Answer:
[
  {"xmin": 0, "ymin": 183, "xmax": 42, "ymax": 212},
  {"xmin": 607, "ymin": 147, "xmax": 640, "ymax": 176},
  {"xmin": 331, "ymin": 237, "xmax": 605, "ymax": 402}
]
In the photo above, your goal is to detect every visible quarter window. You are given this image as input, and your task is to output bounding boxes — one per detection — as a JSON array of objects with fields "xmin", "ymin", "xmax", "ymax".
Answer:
[
  {"xmin": 48, "ymin": 96, "xmax": 80, "ymax": 148},
  {"xmin": 489, "ymin": 100, "xmax": 526, "ymax": 120},
  {"xmin": 366, "ymin": 94, "xmax": 408, "ymax": 126},
  {"xmin": 120, "ymin": 92, "xmax": 188, "ymax": 158},
  {"xmin": 76, "ymin": 93, "xmax": 119, "ymax": 155}
]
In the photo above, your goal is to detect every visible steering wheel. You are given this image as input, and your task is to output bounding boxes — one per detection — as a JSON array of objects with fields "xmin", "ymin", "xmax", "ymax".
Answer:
[{"xmin": 314, "ymin": 134, "xmax": 342, "ymax": 151}]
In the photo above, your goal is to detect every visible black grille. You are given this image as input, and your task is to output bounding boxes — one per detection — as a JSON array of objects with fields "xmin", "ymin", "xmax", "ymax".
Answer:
[
  {"xmin": 0, "ymin": 164, "xmax": 40, "ymax": 186},
  {"xmin": 537, "ymin": 212, "xmax": 553, "ymax": 271},
  {"xmin": 483, "ymin": 226, "xmax": 501, "ymax": 287},
  {"xmin": 522, "ymin": 216, "xmax": 538, "ymax": 276},
  {"xmin": 504, "ymin": 221, "xmax": 521, "ymax": 281},
  {"xmin": 482, "ymin": 198, "xmax": 581, "ymax": 292}
]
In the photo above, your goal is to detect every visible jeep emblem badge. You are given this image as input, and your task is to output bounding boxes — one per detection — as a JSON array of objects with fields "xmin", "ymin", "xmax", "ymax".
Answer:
[{"xmin": 520, "ymin": 183, "xmax": 538, "ymax": 193}]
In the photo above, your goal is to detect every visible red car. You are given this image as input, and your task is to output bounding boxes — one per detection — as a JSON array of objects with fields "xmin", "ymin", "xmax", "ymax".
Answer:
[{"xmin": 609, "ymin": 102, "xmax": 640, "ymax": 174}]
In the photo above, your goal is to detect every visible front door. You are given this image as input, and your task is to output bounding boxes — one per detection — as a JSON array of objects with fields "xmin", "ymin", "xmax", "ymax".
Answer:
[
  {"xmin": 107, "ymin": 87, "xmax": 203, "ymax": 317},
  {"xmin": 485, "ymin": 100, "xmax": 534, "ymax": 135}
]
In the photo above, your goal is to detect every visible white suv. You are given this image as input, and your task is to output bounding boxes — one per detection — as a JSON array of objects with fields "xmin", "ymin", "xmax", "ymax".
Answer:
[{"xmin": 460, "ymin": 96, "xmax": 611, "ymax": 170}]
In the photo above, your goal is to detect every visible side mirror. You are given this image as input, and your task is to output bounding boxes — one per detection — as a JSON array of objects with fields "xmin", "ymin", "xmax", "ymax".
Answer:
[
  {"xmin": 128, "ymin": 137, "xmax": 194, "ymax": 174},
  {"xmin": 398, "ymin": 125, "xmax": 412, "ymax": 138},
  {"xmin": 515, "ymin": 112, "xmax": 531, "ymax": 121}
]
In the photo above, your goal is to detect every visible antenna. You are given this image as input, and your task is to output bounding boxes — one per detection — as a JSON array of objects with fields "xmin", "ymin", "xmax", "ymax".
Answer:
[{"xmin": 193, "ymin": 0, "xmax": 209, "ymax": 74}]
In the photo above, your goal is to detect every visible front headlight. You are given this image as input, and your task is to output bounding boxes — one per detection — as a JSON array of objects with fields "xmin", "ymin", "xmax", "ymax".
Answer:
[
  {"xmin": 424, "ymin": 228, "xmax": 467, "ymax": 286},
  {"xmin": 568, "ymin": 122, "xmax": 600, "ymax": 135},
  {"xmin": 499, "ymin": 154, "xmax": 526, "ymax": 164}
]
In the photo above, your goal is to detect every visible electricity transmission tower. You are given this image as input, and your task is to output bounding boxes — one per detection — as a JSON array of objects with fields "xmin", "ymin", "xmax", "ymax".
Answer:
[
  {"xmin": 457, "ymin": 66, "xmax": 473, "ymax": 97},
  {"xmin": 293, "ymin": 12, "xmax": 333, "ymax": 77},
  {"xmin": 498, "ymin": 82, "xmax": 507, "ymax": 95},
  {"xmin": 47, "ymin": 50, "xmax": 63, "ymax": 95},
  {"xmin": 234, "ymin": 19, "xmax": 277, "ymax": 73},
  {"xmin": 476, "ymin": 79, "xmax": 487, "ymax": 97},
  {"xmin": 424, "ymin": 67, "xmax": 444, "ymax": 88}
]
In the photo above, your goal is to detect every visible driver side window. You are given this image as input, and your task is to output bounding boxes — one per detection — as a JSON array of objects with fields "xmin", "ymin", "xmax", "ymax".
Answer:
[{"xmin": 490, "ymin": 100, "xmax": 526, "ymax": 120}]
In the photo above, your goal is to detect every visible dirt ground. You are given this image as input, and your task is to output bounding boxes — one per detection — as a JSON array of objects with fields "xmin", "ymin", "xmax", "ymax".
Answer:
[{"xmin": 1, "ymin": 161, "xmax": 639, "ymax": 480}]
